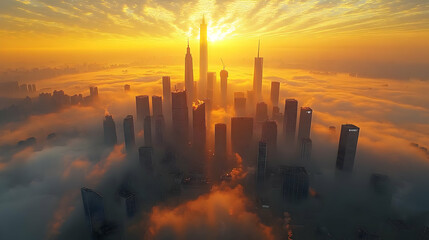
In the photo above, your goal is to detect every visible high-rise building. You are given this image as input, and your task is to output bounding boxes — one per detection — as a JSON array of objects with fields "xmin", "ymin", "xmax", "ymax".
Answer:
[
  {"xmin": 255, "ymin": 102, "xmax": 268, "ymax": 122},
  {"xmin": 172, "ymin": 90, "xmax": 189, "ymax": 143},
  {"xmin": 124, "ymin": 84, "xmax": 130, "ymax": 91},
  {"xmin": 206, "ymin": 72, "xmax": 215, "ymax": 103},
  {"xmin": 283, "ymin": 99, "xmax": 298, "ymax": 145},
  {"xmin": 192, "ymin": 101, "xmax": 206, "ymax": 149},
  {"xmin": 262, "ymin": 120, "xmax": 277, "ymax": 155},
  {"xmin": 336, "ymin": 124, "xmax": 360, "ymax": 171},
  {"xmin": 136, "ymin": 95, "xmax": 150, "ymax": 124},
  {"xmin": 220, "ymin": 68, "xmax": 228, "ymax": 107},
  {"xmin": 154, "ymin": 115, "xmax": 165, "ymax": 145},
  {"xmin": 231, "ymin": 117, "xmax": 253, "ymax": 155},
  {"xmin": 144, "ymin": 116, "xmax": 152, "ymax": 146},
  {"xmin": 139, "ymin": 146, "xmax": 153, "ymax": 172},
  {"xmin": 199, "ymin": 16, "xmax": 208, "ymax": 99},
  {"xmin": 89, "ymin": 86, "xmax": 98, "ymax": 98},
  {"xmin": 152, "ymin": 95, "xmax": 163, "ymax": 117},
  {"xmin": 300, "ymin": 138, "xmax": 312, "ymax": 161},
  {"xmin": 270, "ymin": 81, "xmax": 280, "ymax": 107},
  {"xmin": 118, "ymin": 189, "xmax": 136, "ymax": 218},
  {"xmin": 297, "ymin": 107, "xmax": 312, "ymax": 142},
  {"xmin": 281, "ymin": 166, "xmax": 309, "ymax": 201},
  {"xmin": 215, "ymin": 123, "xmax": 227, "ymax": 158},
  {"xmin": 253, "ymin": 41, "xmax": 263, "ymax": 100},
  {"xmin": 234, "ymin": 92, "xmax": 246, "ymax": 117},
  {"xmin": 103, "ymin": 115, "xmax": 117, "ymax": 146},
  {"xmin": 185, "ymin": 40, "xmax": 194, "ymax": 105},
  {"xmin": 272, "ymin": 106, "xmax": 282, "ymax": 122},
  {"xmin": 247, "ymin": 90, "xmax": 256, "ymax": 115},
  {"xmin": 256, "ymin": 141, "xmax": 267, "ymax": 185},
  {"xmin": 162, "ymin": 76, "xmax": 171, "ymax": 115},
  {"xmin": 123, "ymin": 115, "xmax": 136, "ymax": 151},
  {"xmin": 81, "ymin": 187, "xmax": 105, "ymax": 235}
]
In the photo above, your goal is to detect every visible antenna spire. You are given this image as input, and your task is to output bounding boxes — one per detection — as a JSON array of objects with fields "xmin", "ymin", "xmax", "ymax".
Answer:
[
  {"xmin": 221, "ymin": 58, "xmax": 225, "ymax": 70},
  {"xmin": 258, "ymin": 39, "xmax": 260, "ymax": 58},
  {"xmin": 202, "ymin": 14, "xmax": 205, "ymax": 24}
]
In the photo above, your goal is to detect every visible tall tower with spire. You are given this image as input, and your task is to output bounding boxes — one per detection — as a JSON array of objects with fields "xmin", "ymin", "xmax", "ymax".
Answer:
[
  {"xmin": 185, "ymin": 39, "xmax": 194, "ymax": 107},
  {"xmin": 253, "ymin": 40, "xmax": 263, "ymax": 100},
  {"xmin": 199, "ymin": 15, "xmax": 208, "ymax": 99}
]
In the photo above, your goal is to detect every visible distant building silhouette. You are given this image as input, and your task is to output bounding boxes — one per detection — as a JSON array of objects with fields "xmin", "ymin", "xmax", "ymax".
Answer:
[
  {"xmin": 136, "ymin": 95, "xmax": 150, "ymax": 125},
  {"xmin": 300, "ymin": 138, "xmax": 312, "ymax": 162},
  {"xmin": 199, "ymin": 16, "xmax": 208, "ymax": 99},
  {"xmin": 283, "ymin": 99, "xmax": 298, "ymax": 146},
  {"xmin": 89, "ymin": 86, "xmax": 98, "ymax": 98},
  {"xmin": 336, "ymin": 124, "xmax": 360, "ymax": 171},
  {"xmin": 231, "ymin": 117, "xmax": 253, "ymax": 155},
  {"xmin": 154, "ymin": 115, "xmax": 165, "ymax": 145},
  {"xmin": 81, "ymin": 187, "xmax": 106, "ymax": 237},
  {"xmin": 234, "ymin": 92, "xmax": 246, "ymax": 117},
  {"xmin": 144, "ymin": 116, "xmax": 152, "ymax": 146},
  {"xmin": 270, "ymin": 81, "xmax": 280, "ymax": 107},
  {"xmin": 247, "ymin": 90, "xmax": 256, "ymax": 115},
  {"xmin": 255, "ymin": 102, "xmax": 268, "ymax": 123},
  {"xmin": 192, "ymin": 101, "xmax": 206, "ymax": 149},
  {"xmin": 215, "ymin": 123, "xmax": 227, "ymax": 159},
  {"xmin": 103, "ymin": 115, "xmax": 117, "ymax": 146},
  {"xmin": 162, "ymin": 76, "xmax": 171, "ymax": 119},
  {"xmin": 185, "ymin": 40, "xmax": 194, "ymax": 106},
  {"xmin": 253, "ymin": 41, "xmax": 263, "ymax": 100},
  {"xmin": 257, "ymin": 141, "xmax": 267, "ymax": 185},
  {"xmin": 123, "ymin": 115, "xmax": 136, "ymax": 151},
  {"xmin": 152, "ymin": 95, "xmax": 163, "ymax": 117},
  {"xmin": 124, "ymin": 84, "xmax": 130, "ymax": 91},
  {"xmin": 262, "ymin": 120, "xmax": 277, "ymax": 160},
  {"xmin": 172, "ymin": 90, "xmax": 189, "ymax": 144},
  {"xmin": 220, "ymin": 67, "xmax": 228, "ymax": 107},
  {"xmin": 281, "ymin": 166, "xmax": 309, "ymax": 201},
  {"xmin": 139, "ymin": 146, "xmax": 153, "ymax": 172},
  {"xmin": 297, "ymin": 107, "xmax": 312, "ymax": 142}
]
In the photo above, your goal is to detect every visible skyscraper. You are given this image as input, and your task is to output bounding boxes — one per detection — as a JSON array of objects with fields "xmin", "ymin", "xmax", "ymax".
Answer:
[
  {"xmin": 281, "ymin": 166, "xmax": 309, "ymax": 201},
  {"xmin": 283, "ymin": 99, "xmax": 298, "ymax": 145},
  {"xmin": 336, "ymin": 124, "xmax": 360, "ymax": 171},
  {"xmin": 103, "ymin": 114, "xmax": 117, "ymax": 146},
  {"xmin": 270, "ymin": 81, "xmax": 280, "ymax": 107},
  {"xmin": 220, "ymin": 67, "xmax": 228, "ymax": 107},
  {"xmin": 123, "ymin": 115, "xmax": 136, "ymax": 151},
  {"xmin": 297, "ymin": 107, "xmax": 312, "ymax": 142},
  {"xmin": 247, "ymin": 90, "xmax": 256, "ymax": 115},
  {"xmin": 89, "ymin": 86, "xmax": 98, "ymax": 98},
  {"xmin": 206, "ymin": 72, "xmax": 215, "ymax": 103},
  {"xmin": 253, "ymin": 41, "xmax": 263, "ymax": 100},
  {"xmin": 139, "ymin": 146, "xmax": 153, "ymax": 172},
  {"xmin": 172, "ymin": 90, "xmax": 189, "ymax": 143},
  {"xmin": 215, "ymin": 123, "xmax": 227, "ymax": 159},
  {"xmin": 154, "ymin": 115, "xmax": 165, "ymax": 145},
  {"xmin": 300, "ymin": 138, "xmax": 312, "ymax": 162},
  {"xmin": 81, "ymin": 187, "xmax": 105, "ymax": 235},
  {"xmin": 234, "ymin": 92, "xmax": 246, "ymax": 117},
  {"xmin": 162, "ymin": 76, "xmax": 171, "ymax": 119},
  {"xmin": 185, "ymin": 40, "xmax": 194, "ymax": 106},
  {"xmin": 199, "ymin": 16, "xmax": 208, "ymax": 99},
  {"xmin": 136, "ymin": 95, "xmax": 150, "ymax": 124},
  {"xmin": 152, "ymin": 96, "xmax": 163, "ymax": 117},
  {"xmin": 255, "ymin": 102, "xmax": 268, "ymax": 123},
  {"xmin": 256, "ymin": 141, "xmax": 267, "ymax": 185},
  {"xmin": 231, "ymin": 117, "xmax": 253, "ymax": 155},
  {"xmin": 192, "ymin": 101, "xmax": 206, "ymax": 149},
  {"xmin": 261, "ymin": 120, "xmax": 277, "ymax": 157},
  {"xmin": 144, "ymin": 116, "xmax": 152, "ymax": 146}
]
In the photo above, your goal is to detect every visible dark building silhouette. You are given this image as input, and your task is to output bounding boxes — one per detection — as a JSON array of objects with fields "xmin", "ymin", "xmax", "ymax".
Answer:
[
  {"xmin": 144, "ymin": 116, "xmax": 152, "ymax": 146},
  {"xmin": 136, "ymin": 95, "xmax": 150, "ymax": 124},
  {"xmin": 234, "ymin": 92, "xmax": 246, "ymax": 117},
  {"xmin": 336, "ymin": 124, "xmax": 360, "ymax": 171},
  {"xmin": 124, "ymin": 84, "xmax": 130, "ymax": 91},
  {"xmin": 172, "ymin": 90, "xmax": 189, "ymax": 143},
  {"xmin": 253, "ymin": 41, "xmax": 263, "ymax": 100},
  {"xmin": 118, "ymin": 189, "xmax": 136, "ymax": 218},
  {"xmin": 154, "ymin": 115, "xmax": 165, "ymax": 145},
  {"xmin": 152, "ymin": 95, "xmax": 163, "ymax": 117},
  {"xmin": 71, "ymin": 94, "xmax": 83, "ymax": 105},
  {"xmin": 283, "ymin": 99, "xmax": 298, "ymax": 145},
  {"xmin": 123, "ymin": 115, "xmax": 136, "ymax": 152},
  {"xmin": 300, "ymin": 138, "xmax": 312, "ymax": 161},
  {"xmin": 215, "ymin": 123, "xmax": 227, "ymax": 159},
  {"xmin": 206, "ymin": 72, "xmax": 215, "ymax": 103},
  {"xmin": 81, "ymin": 187, "xmax": 106, "ymax": 237},
  {"xmin": 192, "ymin": 101, "xmax": 206, "ymax": 149},
  {"xmin": 103, "ymin": 115, "xmax": 117, "ymax": 146},
  {"xmin": 220, "ymin": 67, "xmax": 228, "ymax": 107},
  {"xmin": 162, "ymin": 76, "xmax": 171, "ymax": 118},
  {"xmin": 185, "ymin": 40, "xmax": 194, "ymax": 106},
  {"xmin": 270, "ymin": 81, "xmax": 280, "ymax": 107},
  {"xmin": 231, "ymin": 117, "xmax": 253, "ymax": 155},
  {"xmin": 262, "ymin": 120, "xmax": 277, "ymax": 159},
  {"xmin": 139, "ymin": 146, "xmax": 153, "ymax": 172},
  {"xmin": 297, "ymin": 107, "xmax": 312, "ymax": 142},
  {"xmin": 199, "ymin": 16, "xmax": 208, "ymax": 99},
  {"xmin": 281, "ymin": 166, "xmax": 309, "ymax": 201},
  {"xmin": 89, "ymin": 86, "xmax": 98, "ymax": 98},
  {"xmin": 257, "ymin": 141, "xmax": 267, "ymax": 185},
  {"xmin": 272, "ymin": 106, "xmax": 282, "ymax": 121},
  {"xmin": 255, "ymin": 102, "xmax": 268, "ymax": 123}
]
